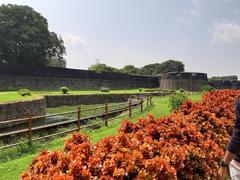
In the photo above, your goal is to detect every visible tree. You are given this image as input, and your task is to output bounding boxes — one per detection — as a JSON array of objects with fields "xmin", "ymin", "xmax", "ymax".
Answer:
[
  {"xmin": 120, "ymin": 65, "xmax": 140, "ymax": 74},
  {"xmin": 88, "ymin": 60, "xmax": 185, "ymax": 75},
  {"xmin": 159, "ymin": 60, "xmax": 184, "ymax": 73},
  {"xmin": 88, "ymin": 62, "xmax": 120, "ymax": 73},
  {"xmin": 0, "ymin": 4, "xmax": 66, "ymax": 66},
  {"xmin": 208, "ymin": 76, "xmax": 238, "ymax": 82},
  {"xmin": 139, "ymin": 60, "xmax": 184, "ymax": 75},
  {"xmin": 47, "ymin": 33, "xmax": 66, "ymax": 67},
  {"xmin": 140, "ymin": 63, "xmax": 161, "ymax": 75},
  {"xmin": 48, "ymin": 58, "xmax": 66, "ymax": 68}
]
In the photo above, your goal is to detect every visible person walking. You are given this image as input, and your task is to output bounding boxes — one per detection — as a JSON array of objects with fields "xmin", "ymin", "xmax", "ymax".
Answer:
[{"xmin": 218, "ymin": 98, "xmax": 240, "ymax": 179}]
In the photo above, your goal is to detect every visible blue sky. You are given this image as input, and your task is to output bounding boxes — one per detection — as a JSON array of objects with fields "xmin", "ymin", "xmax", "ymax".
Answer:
[{"xmin": 1, "ymin": 0, "xmax": 240, "ymax": 77}]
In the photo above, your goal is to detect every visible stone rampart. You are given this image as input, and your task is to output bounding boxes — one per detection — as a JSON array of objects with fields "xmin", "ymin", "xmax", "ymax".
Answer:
[
  {"xmin": 158, "ymin": 72, "xmax": 208, "ymax": 91},
  {"xmin": 0, "ymin": 97, "xmax": 46, "ymax": 128},
  {"xmin": 0, "ymin": 64, "xmax": 159, "ymax": 90}
]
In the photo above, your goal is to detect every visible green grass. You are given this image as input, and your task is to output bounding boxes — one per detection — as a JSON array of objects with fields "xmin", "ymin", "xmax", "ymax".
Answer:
[
  {"xmin": 0, "ymin": 91, "xmax": 41, "ymax": 104},
  {"xmin": 36, "ymin": 89, "xmax": 141, "ymax": 95},
  {"xmin": 0, "ymin": 94, "xmax": 202, "ymax": 180},
  {"xmin": 0, "ymin": 89, "xmax": 144, "ymax": 103},
  {"xmin": 47, "ymin": 102, "xmax": 126, "ymax": 115},
  {"xmin": 0, "ymin": 88, "xmax": 199, "ymax": 104}
]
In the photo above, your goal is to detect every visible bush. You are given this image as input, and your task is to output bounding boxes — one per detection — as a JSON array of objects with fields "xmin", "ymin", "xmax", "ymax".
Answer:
[
  {"xmin": 100, "ymin": 87, "xmax": 110, "ymax": 92},
  {"xmin": 139, "ymin": 88, "xmax": 143, "ymax": 93},
  {"xmin": 18, "ymin": 89, "xmax": 31, "ymax": 96},
  {"xmin": 202, "ymin": 85, "xmax": 215, "ymax": 92},
  {"xmin": 179, "ymin": 88, "xmax": 185, "ymax": 93},
  {"xmin": 23, "ymin": 90, "xmax": 240, "ymax": 179},
  {"xmin": 60, "ymin": 86, "xmax": 70, "ymax": 94},
  {"xmin": 169, "ymin": 93, "xmax": 188, "ymax": 111}
]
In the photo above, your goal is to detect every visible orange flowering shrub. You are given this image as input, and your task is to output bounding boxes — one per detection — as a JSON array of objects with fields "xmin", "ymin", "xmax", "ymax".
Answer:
[{"xmin": 22, "ymin": 90, "xmax": 240, "ymax": 179}]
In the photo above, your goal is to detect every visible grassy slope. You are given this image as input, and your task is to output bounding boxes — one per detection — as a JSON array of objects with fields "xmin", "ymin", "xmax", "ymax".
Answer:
[{"xmin": 0, "ymin": 94, "xmax": 202, "ymax": 180}]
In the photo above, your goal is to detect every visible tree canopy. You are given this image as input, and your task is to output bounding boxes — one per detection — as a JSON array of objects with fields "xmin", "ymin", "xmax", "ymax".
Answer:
[
  {"xmin": 88, "ymin": 62, "xmax": 120, "ymax": 73},
  {"xmin": 140, "ymin": 60, "xmax": 185, "ymax": 75},
  {"xmin": 88, "ymin": 60, "xmax": 185, "ymax": 76},
  {"xmin": 120, "ymin": 65, "xmax": 140, "ymax": 75},
  {"xmin": 0, "ymin": 4, "xmax": 66, "ymax": 67},
  {"xmin": 140, "ymin": 63, "xmax": 161, "ymax": 75},
  {"xmin": 209, "ymin": 75, "xmax": 238, "ymax": 82}
]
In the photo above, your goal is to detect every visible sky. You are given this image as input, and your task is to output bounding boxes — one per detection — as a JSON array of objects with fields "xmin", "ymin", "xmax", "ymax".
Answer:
[{"xmin": 1, "ymin": 0, "xmax": 240, "ymax": 78}]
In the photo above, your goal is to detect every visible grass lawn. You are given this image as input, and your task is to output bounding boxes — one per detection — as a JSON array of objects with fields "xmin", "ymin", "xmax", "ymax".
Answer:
[
  {"xmin": 0, "ymin": 89, "xmax": 147, "ymax": 103},
  {"xmin": 35, "ymin": 89, "xmax": 141, "ymax": 95},
  {"xmin": 0, "ymin": 94, "xmax": 202, "ymax": 180},
  {"xmin": 0, "ymin": 91, "xmax": 41, "ymax": 104},
  {"xmin": 0, "ymin": 88, "xmax": 198, "ymax": 104}
]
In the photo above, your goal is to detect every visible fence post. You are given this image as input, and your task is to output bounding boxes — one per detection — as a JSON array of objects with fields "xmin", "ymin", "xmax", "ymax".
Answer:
[
  {"xmin": 129, "ymin": 99, "xmax": 132, "ymax": 118},
  {"xmin": 147, "ymin": 97, "xmax": 149, "ymax": 107},
  {"xmin": 140, "ymin": 98, "xmax": 144, "ymax": 113},
  {"xmin": 27, "ymin": 112, "xmax": 32, "ymax": 147},
  {"xmin": 77, "ymin": 106, "xmax": 81, "ymax": 131},
  {"xmin": 150, "ymin": 96, "xmax": 152, "ymax": 105},
  {"xmin": 104, "ymin": 102, "xmax": 108, "ymax": 126}
]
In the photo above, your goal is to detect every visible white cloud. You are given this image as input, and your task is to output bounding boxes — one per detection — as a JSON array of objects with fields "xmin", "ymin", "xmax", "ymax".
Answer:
[
  {"xmin": 189, "ymin": 0, "xmax": 201, "ymax": 17},
  {"xmin": 176, "ymin": 0, "xmax": 201, "ymax": 22},
  {"xmin": 190, "ymin": 0, "xmax": 201, "ymax": 8},
  {"xmin": 210, "ymin": 21, "xmax": 240, "ymax": 44},
  {"xmin": 61, "ymin": 33, "xmax": 86, "ymax": 50}
]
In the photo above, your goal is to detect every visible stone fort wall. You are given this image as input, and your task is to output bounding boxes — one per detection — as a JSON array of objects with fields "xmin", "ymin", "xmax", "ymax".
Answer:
[
  {"xmin": 158, "ymin": 72, "xmax": 208, "ymax": 91},
  {"xmin": 209, "ymin": 81, "xmax": 240, "ymax": 89},
  {"xmin": 0, "ymin": 97, "xmax": 46, "ymax": 128},
  {"xmin": 0, "ymin": 65, "xmax": 159, "ymax": 90},
  {"xmin": 0, "ymin": 65, "xmax": 210, "ymax": 91},
  {"xmin": 0, "ymin": 64, "xmax": 159, "ymax": 90}
]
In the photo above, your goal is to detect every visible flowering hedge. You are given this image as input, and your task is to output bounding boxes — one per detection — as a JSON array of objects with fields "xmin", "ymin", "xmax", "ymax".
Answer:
[{"xmin": 21, "ymin": 90, "xmax": 240, "ymax": 179}]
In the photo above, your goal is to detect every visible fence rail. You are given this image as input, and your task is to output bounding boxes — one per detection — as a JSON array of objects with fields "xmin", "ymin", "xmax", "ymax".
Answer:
[{"xmin": 0, "ymin": 97, "xmax": 153, "ymax": 150}]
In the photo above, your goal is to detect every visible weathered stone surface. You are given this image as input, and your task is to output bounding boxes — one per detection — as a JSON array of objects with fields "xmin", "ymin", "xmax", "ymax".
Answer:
[
  {"xmin": 0, "ymin": 64, "xmax": 159, "ymax": 90},
  {"xmin": 209, "ymin": 81, "xmax": 240, "ymax": 89},
  {"xmin": 0, "ymin": 92, "xmax": 169, "ymax": 128},
  {"xmin": 45, "ymin": 92, "xmax": 168, "ymax": 108},
  {"xmin": 158, "ymin": 72, "xmax": 208, "ymax": 91},
  {"xmin": 0, "ymin": 98, "xmax": 46, "ymax": 128}
]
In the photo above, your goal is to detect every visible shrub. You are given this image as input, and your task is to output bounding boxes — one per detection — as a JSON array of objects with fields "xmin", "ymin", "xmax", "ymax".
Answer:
[
  {"xmin": 139, "ymin": 88, "xmax": 143, "ymax": 93},
  {"xmin": 169, "ymin": 93, "xmax": 188, "ymax": 111},
  {"xmin": 60, "ymin": 86, "xmax": 70, "ymax": 94},
  {"xmin": 100, "ymin": 87, "xmax": 110, "ymax": 92},
  {"xmin": 18, "ymin": 89, "xmax": 31, "ymax": 96},
  {"xmin": 22, "ymin": 90, "xmax": 240, "ymax": 179},
  {"xmin": 179, "ymin": 88, "xmax": 185, "ymax": 93},
  {"xmin": 202, "ymin": 85, "xmax": 215, "ymax": 92}
]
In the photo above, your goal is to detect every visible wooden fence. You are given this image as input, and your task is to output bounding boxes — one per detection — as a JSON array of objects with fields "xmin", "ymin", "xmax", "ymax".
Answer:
[{"xmin": 0, "ymin": 97, "xmax": 153, "ymax": 150}]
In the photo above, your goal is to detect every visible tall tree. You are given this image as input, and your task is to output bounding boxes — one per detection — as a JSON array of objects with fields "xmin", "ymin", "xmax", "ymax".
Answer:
[
  {"xmin": 140, "ymin": 60, "xmax": 184, "ymax": 75},
  {"xmin": 88, "ymin": 62, "xmax": 120, "ymax": 73},
  {"xmin": 140, "ymin": 63, "xmax": 161, "ymax": 75},
  {"xmin": 159, "ymin": 60, "xmax": 184, "ymax": 73},
  {"xmin": 0, "ymin": 4, "xmax": 66, "ymax": 67},
  {"xmin": 120, "ymin": 65, "xmax": 140, "ymax": 74}
]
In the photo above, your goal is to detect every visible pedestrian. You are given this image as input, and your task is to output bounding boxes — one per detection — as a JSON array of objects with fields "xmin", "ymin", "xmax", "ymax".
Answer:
[{"xmin": 218, "ymin": 98, "xmax": 240, "ymax": 179}]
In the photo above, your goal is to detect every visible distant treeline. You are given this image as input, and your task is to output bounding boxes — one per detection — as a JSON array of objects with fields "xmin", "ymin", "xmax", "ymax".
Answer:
[
  {"xmin": 88, "ymin": 60, "xmax": 185, "ymax": 76},
  {"xmin": 208, "ymin": 76, "xmax": 238, "ymax": 82}
]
